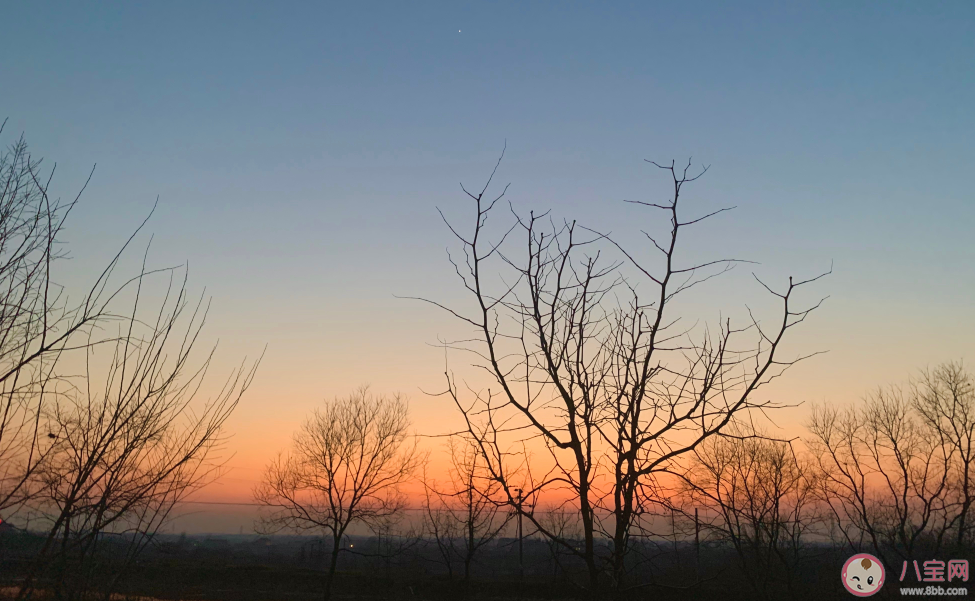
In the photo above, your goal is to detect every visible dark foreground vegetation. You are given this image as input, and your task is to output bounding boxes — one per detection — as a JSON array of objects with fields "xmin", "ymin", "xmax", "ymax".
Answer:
[{"xmin": 0, "ymin": 529, "xmax": 868, "ymax": 601}]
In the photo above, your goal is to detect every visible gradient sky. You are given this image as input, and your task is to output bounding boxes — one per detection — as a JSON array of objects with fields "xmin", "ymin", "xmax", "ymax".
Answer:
[{"xmin": 2, "ymin": 2, "xmax": 974, "ymax": 532}]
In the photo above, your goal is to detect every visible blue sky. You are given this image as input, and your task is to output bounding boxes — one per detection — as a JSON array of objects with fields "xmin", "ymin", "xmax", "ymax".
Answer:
[{"xmin": 2, "ymin": 1, "xmax": 974, "ymax": 515}]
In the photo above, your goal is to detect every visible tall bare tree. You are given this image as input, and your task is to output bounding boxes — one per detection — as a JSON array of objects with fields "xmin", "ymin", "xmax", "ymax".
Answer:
[
  {"xmin": 255, "ymin": 387, "xmax": 420, "ymax": 601},
  {"xmin": 16, "ymin": 266, "xmax": 260, "ymax": 601},
  {"xmin": 418, "ymin": 152, "xmax": 828, "ymax": 593},
  {"xmin": 0, "ymin": 126, "xmax": 130, "ymax": 516},
  {"xmin": 0, "ymin": 126, "xmax": 263, "ymax": 600}
]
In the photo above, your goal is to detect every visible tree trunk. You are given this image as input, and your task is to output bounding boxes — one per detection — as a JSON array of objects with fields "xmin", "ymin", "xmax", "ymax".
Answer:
[
  {"xmin": 465, "ymin": 508, "xmax": 474, "ymax": 582},
  {"xmin": 579, "ymin": 491, "xmax": 600, "ymax": 596},
  {"xmin": 324, "ymin": 535, "xmax": 342, "ymax": 601}
]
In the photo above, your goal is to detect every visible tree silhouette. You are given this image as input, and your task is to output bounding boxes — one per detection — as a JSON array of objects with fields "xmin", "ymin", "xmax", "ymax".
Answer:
[
  {"xmin": 418, "ymin": 152, "xmax": 829, "ymax": 593},
  {"xmin": 255, "ymin": 387, "xmax": 419, "ymax": 601}
]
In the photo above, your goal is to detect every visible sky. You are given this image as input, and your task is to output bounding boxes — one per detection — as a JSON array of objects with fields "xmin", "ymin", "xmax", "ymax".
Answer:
[{"xmin": 2, "ymin": 1, "xmax": 974, "ymax": 532}]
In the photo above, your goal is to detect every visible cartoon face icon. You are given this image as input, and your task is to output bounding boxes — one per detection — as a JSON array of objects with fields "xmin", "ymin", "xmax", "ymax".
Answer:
[{"xmin": 842, "ymin": 553, "xmax": 885, "ymax": 596}]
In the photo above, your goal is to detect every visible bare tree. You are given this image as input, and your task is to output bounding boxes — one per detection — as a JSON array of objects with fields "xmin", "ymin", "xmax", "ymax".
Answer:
[
  {"xmin": 807, "ymin": 362, "xmax": 975, "ymax": 568},
  {"xmin": 422, "ymin": 435, "xmax": 511, "ymax": 582},
  {"xmin": 16, "ymin": 263, "xmax": 260, "ymax": 601},
  {"xmin": 367, "ymin": 508, "xmax": 424, "ymax": 582},
  {"xmin": 423, "ymin": 462, "xmax": 463, "ymax": 580},
  {"xmin": 682, "ymin": 433, "xmax": 820, "ymax": 600},
  {"xmin": 0, "ymin": 127, "xmax": 266, "ymax": 600},
  {"xmin": 0, "ymin": 126, "xmax": 135, "ymax": 516},
  {"xmin": 807, "ymin": 385, "xmax": 953, "ymax": 566},
  {"xmin": 538, "ymin": 502, "xmax": 582, "ymax": 582},
  {"xmin": 416, "ymin": 153, "xmax": 828, "ymax": 593},
  {"xmin": 912, "ymin": 362, "xmax": 975, "ymax": 549},
  {"xmin": 255, "ymin": 387, "xmax": 420, "ymax": 601}
]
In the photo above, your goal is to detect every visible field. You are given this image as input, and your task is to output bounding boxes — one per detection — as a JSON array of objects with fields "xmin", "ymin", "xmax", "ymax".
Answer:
[{"xmin": 0, "ymin": 530, "xmax": 855, "ymax": 600}]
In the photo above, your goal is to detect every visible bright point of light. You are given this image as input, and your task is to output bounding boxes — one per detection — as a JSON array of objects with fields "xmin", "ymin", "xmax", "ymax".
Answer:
[{"xmin": 458, "ymin": 30, "xmax": 461, "ymax": 33}]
